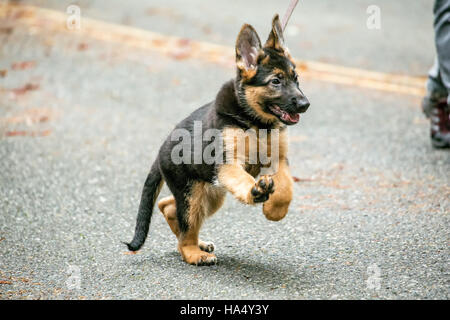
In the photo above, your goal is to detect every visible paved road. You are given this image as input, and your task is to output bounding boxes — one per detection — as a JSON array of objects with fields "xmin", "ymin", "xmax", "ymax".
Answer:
[{"xmin": 0, "ymin": 1, "xmax": 448, "ymax": 299}]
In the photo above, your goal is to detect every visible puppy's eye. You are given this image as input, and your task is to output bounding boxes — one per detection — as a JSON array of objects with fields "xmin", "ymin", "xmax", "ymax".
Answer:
[{"xmin": 271, "ymin": 78, "xmax": 281, "ymax": 85}]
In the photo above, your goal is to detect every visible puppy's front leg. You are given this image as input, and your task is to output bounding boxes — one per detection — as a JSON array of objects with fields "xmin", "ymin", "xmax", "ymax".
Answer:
[
  {"xmin": 217, "ymin": 164, "xmax": 274, "ymax": 205},
  {"xmin": 262, "ymin": 160, "xmax": 293, "ymax": 221}
]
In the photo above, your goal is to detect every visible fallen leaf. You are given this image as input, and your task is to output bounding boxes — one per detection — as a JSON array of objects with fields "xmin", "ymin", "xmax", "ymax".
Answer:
[
  {"xmin": 177, "ymin": 38, "xmax": 191, "ymax": 46},
  {"xmin": 10, "ymin": 83, "xmax": 40, "ymax": 96},
  {"xmin": 5, "ymin": 130, "xmax": 51, "ymax": 137},
  {"xmin": 297, "ymin": 62, "xmax": 308, "ymax": 72},
  {"xmin": 0, "ymin": 281, "xmax": 12, "ymax": 285},
  {"xmin": 3, "ymin": 107, "xmax": 54, "ymax": 125},
  {"xmin": 122, "ymin": 251, "xmax": 139, "ymax": 255},
  {"xmin": 77, "ymin": 43, "xmax": 88, "ymax": 51},
  {"xmin": 0, "ymin": 70, "xmax": 7, "ymax": 78},
  {"xmin": 202, "ymin": 25, "xmax": 212, "ymax": 35},
  {"xmin": 0, "ymin": 27, "xmax": 13, "ymax": 34},
  {"xmin": 169, "ymin": 38, "xmax": 193, "ymax": 60},
  {"xmin": 170, "ymin": 48, "xmax": 192, "ymax": 60},
  {"xmin": 151, "ymin": 38, "xmax": 164, "ymax": 47},
  {"xmin": 11, "ymin": 61, "xmax": 36, "ymax": 70},
  {"xmin": 293, "ymin": 176, "xmax": 314, "ymax": 182},
  {"xmin": 6, "ymin": 131, "xmax": 29, "ymax": 137}
]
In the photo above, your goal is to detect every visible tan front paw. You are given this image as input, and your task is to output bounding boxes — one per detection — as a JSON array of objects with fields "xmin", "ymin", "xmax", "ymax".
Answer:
[
  {"xmin": 199, "ymin": 240, "xmax": 215, "ymax": 253},
  {"xmin": 249, "ymin": 175, "xmax": 274, "ymax": 204},
  {"xmin": 263, "ymin": 200, "xmax": 289, "ymax": 221}
]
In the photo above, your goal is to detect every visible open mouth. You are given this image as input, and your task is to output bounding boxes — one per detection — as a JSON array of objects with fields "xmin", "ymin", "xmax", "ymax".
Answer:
[{"xmin": 268, "ymin": 105, "xmax": 300, "ymax": 125}]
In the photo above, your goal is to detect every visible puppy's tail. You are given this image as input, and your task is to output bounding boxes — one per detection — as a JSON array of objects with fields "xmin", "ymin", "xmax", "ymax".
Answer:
[{"xmin": 125, "ymin": 160, "xmax": 163, "ymax": 251}]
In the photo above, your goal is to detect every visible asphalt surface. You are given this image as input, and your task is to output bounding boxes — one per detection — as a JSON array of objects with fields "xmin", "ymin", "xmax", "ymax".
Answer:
[
  {"xmin": 18, "ymin": 0, "xmax": 436, "ymax": 75},
  {"xmin": 0, "ymin": 1, "xmax": 449, "ymax": 299}
]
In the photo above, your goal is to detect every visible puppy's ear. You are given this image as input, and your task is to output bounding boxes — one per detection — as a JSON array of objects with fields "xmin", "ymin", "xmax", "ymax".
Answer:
[
  {"xmin": 264, "ymin": 14, "xmax": 287, "ymax": 53},
  {"xmin": 236, "ymin": 24, "xmax": 262, "ymax": 80}
]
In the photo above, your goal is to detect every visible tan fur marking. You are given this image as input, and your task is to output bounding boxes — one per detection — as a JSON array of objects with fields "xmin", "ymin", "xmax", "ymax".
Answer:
[
  {"xmin": 159, "ymin": 183, "xmax": 225, "ymax": 264},
  {"xmin": 223, "ymin": 126, "xmax": 257, "ymax": 165},
  {"xmin": 217, "ymin": 163, "xmax": 255, "ymax": 204},
  {"xmin": 277, "ymin": 128, "xmax": 289, "ymax": 161},
  {"xmin": 158, "ymin": 196, "xmax": 180, "ymax": 237},
  {"xmin": 245, "ymin": 86, "xmax": 279, "ymax": 123},
  {"xmin": 179, "ymin": 202, "xmax": 205, "ymax": 262},
  {"xmin": 203, "ymin": 183, "xmax": 227, "ymax": 216},
  {"xmin": 222, "ymin": 127, "xmax": 267, "ymax": 166},
  {"xmin": 262, "ymin": 159, "xmax": 293, "ymax": 221},
  {"xmin": 237, "ymin": 61, "xmax": 257, "ymax": 81},
  {"xmin": 261, "ymin": 54, "xmax": 270, "ymax": 65},
  {"xmin": 265, "ymin": 34, "xmax": 284, "ymax": 52},
  {"xmin": 243, "ymin": 69, "xmax": 257, "ymax": 80},
  {"xmin": 186, "ymin": 182, "xmax": 207, "ymax": 229},
  {"xmin": 219, "ymin": 127, "xmax": 290, "ymax": 211},
  {"xmin": 272, "ymin": 68, "xmax": 287, "ymax": 78},
  {"xmin": 260, "ymin": 128, "xmax": 288, "ymax": 174},
  {"xmin": 265, "ymin": 36, "xmax": 277, "ymax": 51},
  {"xmin": 222, "ymin": 127, "xmax": 288, "ymax": 169},
  {"xmin": 158, "ymin": 195, "xmax": 219, "ymax": 252}
]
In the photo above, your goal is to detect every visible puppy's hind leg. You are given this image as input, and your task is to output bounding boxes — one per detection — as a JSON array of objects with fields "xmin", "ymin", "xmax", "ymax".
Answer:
[
  {"xmin": 177, "ymin": 182, "xmax": 217, "ymax": 266},
  {"xmin": 158, "ymin": 194, "xmax": 215, "ymax": 254},
  {"xmin": 158, "ymin": 196, "xmax": 180, "ymax": 237}
]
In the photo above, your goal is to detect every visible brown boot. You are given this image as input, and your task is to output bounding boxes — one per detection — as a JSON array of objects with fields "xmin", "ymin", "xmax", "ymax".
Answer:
[{"xmin": 423, "ymin": 97, "xmax": 450, "ymax": 148}]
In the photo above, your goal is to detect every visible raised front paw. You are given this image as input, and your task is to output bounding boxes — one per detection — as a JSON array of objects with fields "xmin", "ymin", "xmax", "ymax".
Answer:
[{"xmin": 250, "ymin": 175, "xmax": 274, "ymax": 203}]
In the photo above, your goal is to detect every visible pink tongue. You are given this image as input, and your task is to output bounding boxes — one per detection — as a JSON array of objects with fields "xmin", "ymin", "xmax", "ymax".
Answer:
[{"xmin": 282, "ymin": 111, "xmax": 300, "ymax": 123}]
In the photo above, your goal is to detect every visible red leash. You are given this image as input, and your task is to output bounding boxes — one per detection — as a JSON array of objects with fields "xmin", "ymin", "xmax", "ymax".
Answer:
[{"xmin": 281, "ymin": 0, "xmax": 299, "ymax": 31}]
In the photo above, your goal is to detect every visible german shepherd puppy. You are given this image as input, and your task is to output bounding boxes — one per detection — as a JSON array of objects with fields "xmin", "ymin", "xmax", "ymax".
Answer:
[{"xmin": 126, "ymin": 15, "xmax": 310, "ymax": 265}]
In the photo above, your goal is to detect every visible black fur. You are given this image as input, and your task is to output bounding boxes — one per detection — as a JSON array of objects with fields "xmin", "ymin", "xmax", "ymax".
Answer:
[{"xmin": 125, "ymin": 160, "xmax": 162, "ymax": 251}]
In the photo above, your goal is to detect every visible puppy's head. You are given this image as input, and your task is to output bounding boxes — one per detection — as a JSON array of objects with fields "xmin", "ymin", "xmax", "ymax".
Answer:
[{"xmin": 235, "ymin": 15, "xmax": 310, "ymax": 126}]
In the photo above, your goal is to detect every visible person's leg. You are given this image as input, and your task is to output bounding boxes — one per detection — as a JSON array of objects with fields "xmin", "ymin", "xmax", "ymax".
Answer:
[
  {"xmin": 424, "ymin": 59, "xmax": 447, "ymax": 114},
  {"xmin": 434, "ymin": 0, "xmax": 450, "ymax": 100},
  {"xmin": 422, "ymin": 0, "xmax": 450, "ymax": 148}
]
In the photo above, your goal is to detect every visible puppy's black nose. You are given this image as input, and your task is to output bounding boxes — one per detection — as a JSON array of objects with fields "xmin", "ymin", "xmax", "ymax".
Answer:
[{"xmin": 293, "ymin": 96, "xmax": 310, "ymax": 113}]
